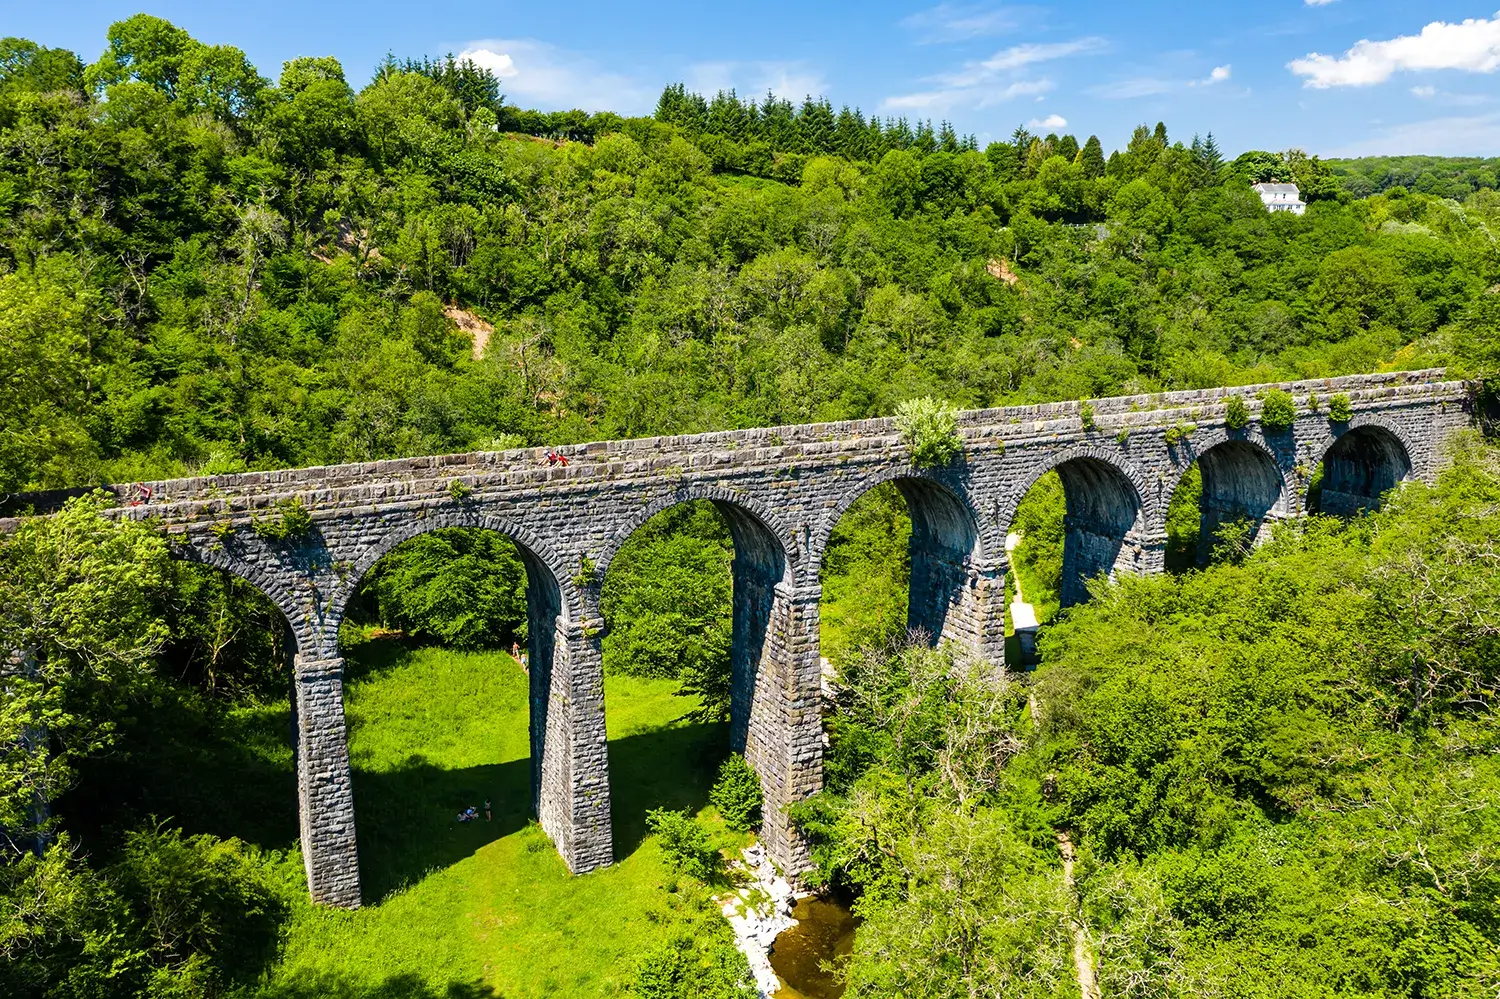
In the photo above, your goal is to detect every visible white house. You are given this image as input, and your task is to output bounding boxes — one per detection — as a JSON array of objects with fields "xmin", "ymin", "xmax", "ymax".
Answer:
[{"xmin": 1252, "ymin": 182, "xmax": 1307, "ymax": 215}]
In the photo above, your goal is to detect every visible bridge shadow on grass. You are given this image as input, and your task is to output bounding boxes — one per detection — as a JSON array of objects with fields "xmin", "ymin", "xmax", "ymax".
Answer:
[
  {"xmin": 353, "ymin": 755, "xmax": 532, "ymax": 902},
  {"xmin": 352, "ymin": 720, "xmax": 728, "ymax": 901},
  {"xmin": 62, "ymin": 691, "xmax": 298, "ymax": 853},
  {"xmin": 608, "ymin": 719, "xmax": 728, "ymax": 858},
  {"xmin": 255, "ymin": 972, "xmax": 498, "ymax": 998}
]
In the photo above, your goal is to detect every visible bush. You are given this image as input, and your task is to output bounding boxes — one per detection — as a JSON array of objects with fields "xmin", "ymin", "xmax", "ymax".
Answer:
[
  {"xmin": 895, "ymin": 397, "xmax": 962, "ymax": 469},
  {"xmin": 111, "ymin": 822, "xmax": 286, "ymax": 989},
  {"xmin": 1329, "ymin": 392, "xmax": 1353, "ymax": 422},
  {"xmin": 1079, "ymin": 401, "xmax": 1096, "ymax": 431},
  {"xmin": 709, "ymin": 754, "xmax": 763, "ymax": 832},
  {"xmin": 1224, "ymin": 396, "xmax": 1249, "ymax": 431},
  {"xmin": 1259, "ymin": 388, "xmax": 1296, "ymax": 430},
  {"xmin": 630, "ymin": 932, "xmax": 757, "ymax": 999},
  {"xmin": 646, "ymin": 808, "xmax": 721, "ymax": 882},
  {"xmin": 250, "ymin": 498, "xmax": 312, "ymax": 540}
]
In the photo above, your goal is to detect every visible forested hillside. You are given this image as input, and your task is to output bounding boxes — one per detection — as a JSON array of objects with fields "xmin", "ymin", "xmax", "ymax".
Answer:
[
  {"xmin": 2, "ymin": 15, "xmax": 1499, "ymax": 495},
  {"xmin": 3, "ymin": 13, "xmax": 1500, "ymax": 999}
]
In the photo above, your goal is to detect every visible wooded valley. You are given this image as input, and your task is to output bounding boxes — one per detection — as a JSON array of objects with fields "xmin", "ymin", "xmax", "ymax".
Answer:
[{"xmin": 2, "ymin": 15, "xmax": 1499, "ymax": 999}]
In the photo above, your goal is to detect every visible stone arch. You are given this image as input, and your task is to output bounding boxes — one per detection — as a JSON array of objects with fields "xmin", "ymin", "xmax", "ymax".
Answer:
[
  {"xmin": 806, "ymin": 467, "xmax": 995, "ymax": 571},
  {"xmin": 998, "ymin": 446, "xmax": 1156, "ymax": 536},
  {"xmin": 175, "ymin": 543, "xmax": 313, "ymax": 656},
  {"xmin": 171, "ymin": 540, "xmax": 361, "ymax": 908},
  {"xmin": 999, "ymin": 447, "xmax": 1153, "ymax": 608},
  {"xmin": 598, "ymin": 489, "xmax": 793, "ymax": 749},
  {"xmin": 597, "ymin": 485, "xmax": 801, "ymax": 587},
  {"xmin": 320, "ymin": 507, "xmax": 607, "ymax": 893},
  {"xmin": 596, "ymin": 488, "xmax": 818, "ymax": 874},
  {"xmin": 331, "ymin": 510, "xmax": 581, "ymax": 635},
  {"xmin": 1308, "ymin": 418, "xmax": 1416, "ymax": 516},
  {"xmin": 810, "ymin": 469, "xmax": 1001, "ymax": 659},
  {"xmin": 1161, "ymin": 432, "xmax": 1293, "ymax": 565}
]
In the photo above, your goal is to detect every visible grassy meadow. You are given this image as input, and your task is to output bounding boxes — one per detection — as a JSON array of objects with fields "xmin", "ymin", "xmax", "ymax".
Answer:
[{"xmin": 172, "ymin": 637, "xmax": 730, "ymax": 997}]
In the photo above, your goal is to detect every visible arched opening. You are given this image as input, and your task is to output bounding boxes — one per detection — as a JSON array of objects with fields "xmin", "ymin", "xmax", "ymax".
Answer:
[
  {"xmin": 818, "ymin": 476, "xmax": 986, "ymax": 665},
  {"xmin": 1006, "ymin": 457, "xmax": 1145, "ymax": 614},
  {"xmin": 819, "ymin": 483, "xmax": 910, "ymax": 667},
  {"xmin": 1311, "ymin": 425, "xmax": 1413, "ymax": 516},
  {"xmin": 600, "ymin": 494, "xmax": 814, "ymax": 873},
  {"xmin": 336, "ymin": 526, "xmax": 562, "ymax": 901},
  {"xmin": 1164, "ymin": 440, "xmax": 1287, "ymax": 571},
  {"xmin": 598, "ymin": 500, "xmax": 736, "ymax": 856}
]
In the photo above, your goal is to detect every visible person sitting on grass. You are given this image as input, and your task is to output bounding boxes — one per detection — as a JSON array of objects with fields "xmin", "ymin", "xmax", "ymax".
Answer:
[{"xmin": 458, "ymin": 806, "xmax": 478, "ymax": 823}]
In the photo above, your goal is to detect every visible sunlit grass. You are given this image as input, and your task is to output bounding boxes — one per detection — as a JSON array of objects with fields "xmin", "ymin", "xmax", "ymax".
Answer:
[{"xmin": 258, "ymin": 638, "xmax": 726, "ymax": 997}]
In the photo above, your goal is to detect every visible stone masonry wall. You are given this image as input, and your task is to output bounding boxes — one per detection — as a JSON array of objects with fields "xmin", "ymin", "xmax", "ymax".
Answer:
[{"xmin": 1, "ymin": 368, "xmax": 1470, "ymax": 906}]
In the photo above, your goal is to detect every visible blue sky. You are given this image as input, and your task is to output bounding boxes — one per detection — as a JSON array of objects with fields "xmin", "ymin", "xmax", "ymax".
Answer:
[{"xmin": 9, "ymin": 2, "xmax": 1500, "ymax": 156}]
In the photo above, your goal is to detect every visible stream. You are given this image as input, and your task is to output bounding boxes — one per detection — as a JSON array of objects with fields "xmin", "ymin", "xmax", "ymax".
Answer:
[{"xmin": 768, "ymin": 894, "xmax": 858, "ymax": 999}]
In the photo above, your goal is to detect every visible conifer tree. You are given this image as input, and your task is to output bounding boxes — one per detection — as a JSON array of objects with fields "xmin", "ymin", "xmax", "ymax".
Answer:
[
  {"xmin": 1077, "ymin": 134, "xmax": 1106, "ymax": 178},
  {"xmin": 914, "ymin": 119, "xmax": 937, "ymax": 153},
  {"xmin": 834, "ymin": 106, "xmax": 867, "ymax": 161},
  {"xmin": 800, "ymin": 96, "xmax": 835, "ymax": 154},
  {"xmin": 937, "ymin": 120, "xmax": 959, "ymax": 153}
]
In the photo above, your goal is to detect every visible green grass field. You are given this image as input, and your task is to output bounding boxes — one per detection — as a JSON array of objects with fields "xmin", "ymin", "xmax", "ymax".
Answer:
[{"xmin": 250, "ymin": 636, "xmax": 730, "ymax": 997}]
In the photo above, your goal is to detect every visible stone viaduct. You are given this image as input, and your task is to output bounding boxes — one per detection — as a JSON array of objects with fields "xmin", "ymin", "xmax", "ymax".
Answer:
[{"xmin": 1, "ymin": 368, "xmax": 1470, "ymax": 908}]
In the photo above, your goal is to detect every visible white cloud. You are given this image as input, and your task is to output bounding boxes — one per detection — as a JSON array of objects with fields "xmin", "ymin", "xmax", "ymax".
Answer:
[
  {"xmin": 1405, "ymin": 85, "xmax": 1493, "ymax": 106},
  {"xmin": 1027, "ymin": 113, "xmax": 1068, "ymax": 129},
  {"xmin": 1321, "ymin": 111, "xmax": 1500, "ymax": 155},
  {"xmin": 685, "ymin": 61, "xmax": 827, "ymax": 102},
  {"xmin": 1304, "ymin": 0, "xmax": 1339, "ymax": 6},
  {"xmin": 900, "ymin": 3, "xmax": 1027, "ymax": 43},
  {"xmin": 457, "ymin": 39, "xmax": 653, "ymax": 112},
  {"xmin": 882, "ymin": 35, "xmax": 1103, "ymax": 112},
  {"xmin": 884, "ymin": 77, "xmax": 1052, "ymax": 112},
  {"xmin": 1092, "ymin": 77, "xmax": 1173, "ymax": 99},
  {"xmin": 1288, "ymin": 14, "xmax": 1500, "ymax": 88},
  {"xmin": 1209, "ymin": 64, "xmax": 1231, "ymax": 82}
]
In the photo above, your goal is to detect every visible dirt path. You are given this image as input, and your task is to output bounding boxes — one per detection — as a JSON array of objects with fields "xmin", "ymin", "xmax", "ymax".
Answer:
[{"xmin": 1057, "ymin": 830, "xmax": 1100, "ymax": 999}]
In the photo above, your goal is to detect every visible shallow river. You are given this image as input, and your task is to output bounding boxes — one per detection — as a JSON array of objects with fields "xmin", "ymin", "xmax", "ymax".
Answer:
[{"xmin": 768, "ymin": 895, "xmax": 858, "ymax": 999}]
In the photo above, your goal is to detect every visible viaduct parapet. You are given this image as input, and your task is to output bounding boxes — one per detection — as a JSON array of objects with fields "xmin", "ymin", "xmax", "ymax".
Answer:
[{"xmin": 2, "ymin": 369, "xmax": 1469, "ymax": 907}]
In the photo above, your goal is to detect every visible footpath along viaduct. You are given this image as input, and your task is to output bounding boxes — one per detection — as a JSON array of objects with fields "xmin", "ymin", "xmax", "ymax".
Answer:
[{"xmin": 1, "ymin": 369, "xmax": 1470, "ymax": 908}]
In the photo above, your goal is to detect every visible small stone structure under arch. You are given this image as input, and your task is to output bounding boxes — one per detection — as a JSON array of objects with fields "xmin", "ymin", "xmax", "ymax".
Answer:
[{"xmin": 1, "ymin": 369, "xmax": 1469, "ymax": 908}]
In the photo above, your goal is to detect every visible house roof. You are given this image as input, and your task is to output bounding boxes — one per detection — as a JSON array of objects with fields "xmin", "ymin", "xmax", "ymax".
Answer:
[{"xmin": 1252, "ymin": 183, "xmax": 1301, "ymax": 194}]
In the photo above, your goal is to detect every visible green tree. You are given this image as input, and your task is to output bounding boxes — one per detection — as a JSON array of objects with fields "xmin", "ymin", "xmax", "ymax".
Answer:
[
  {"xmin": 0, "ymin": 267, "xmax": 94, "ymax": 491},
  {"xmin": 1077, "ymin": 134, "xmax": 1106, "ymax": 179},
  {"xmin": 0, "ymin": 494, "xmax": 170, "ymax": 843},
  {"xmin": 352, "ymin": 528, "xmax": 528, "ymax": 648}
]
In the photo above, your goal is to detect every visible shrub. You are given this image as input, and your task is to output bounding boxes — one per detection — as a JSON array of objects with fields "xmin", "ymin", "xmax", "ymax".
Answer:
[
  {"xmin": 1329, "ymin": 392, "xmax": 1353, "ymax": 422},
  {"xmin": 250, "ymin": 498, "xmax": 312, "ymax": 540},
  {"xmin": 895, "ymin": 397, "xmax": 962, "ymax": 469},
  {"xmin": 111, "ymin": 822, "xmax": 286, "ymax": 988},
  {"xmin": 631, "ymin": 932, "xmax": 757, "ymax": 999},
  {"xmin": 646, "ymin": 808, "xmax": 721, "ymax": 882},
  {"xmin": 1259, "ymin": 388, "xmax": 1296, "ymax": 430},
  {"xmin": 1079, "ymin": 401, "xmax": 1096, "ymax": 431},
  {"xmin": 1163, "ymin": 422, "xmax": 1196, "ymax": 446},
  {"xmin": 572, "ymin": 554, "xmax": 598, "ymax": 587},
  {"xmin": 1224, "ymin": 396, "xmax": 1249, "ymax": 430},
  {"xmin": 709, "ymin": 754, "xmax": 763, "ymax": 832}
]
